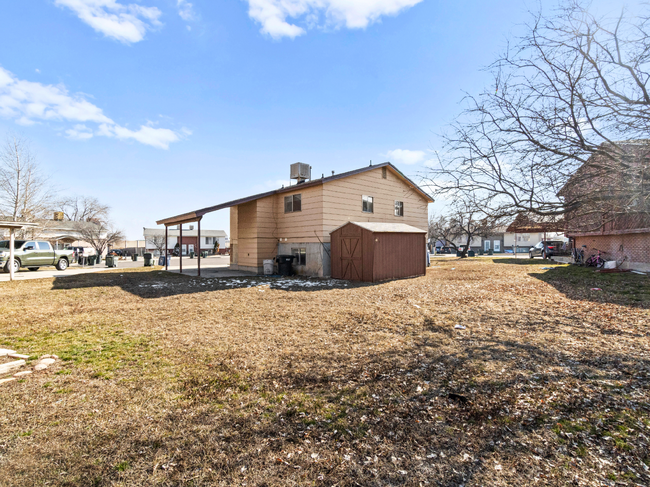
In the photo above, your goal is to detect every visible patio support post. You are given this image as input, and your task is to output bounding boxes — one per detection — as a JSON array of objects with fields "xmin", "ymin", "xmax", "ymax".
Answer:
[
  {"xmin": 514, "ymin": 232, "xmax": 517, "ymax": 259},
  {"xmin": 165, "ymin": 225, "xmax": 168, "ymax": 271},
  {"xmin": 9, "ymin": 228, "xmax": 14, "ymax": 281},
  {"xmin": 180, "ymin": 224, "xmax": 183, "ymax": 274},
  {"xmin": 197, "ymin": 218, "xmax": 201, "ymax": 277}
]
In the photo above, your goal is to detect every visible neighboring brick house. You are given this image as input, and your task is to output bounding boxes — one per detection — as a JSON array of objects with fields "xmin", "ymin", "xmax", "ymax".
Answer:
[
  {"xmin": 558, "ymin": 140, "xmax": 650, "ymax": 271},
  {"xmin": 157, "ymin": 162, "xmax": 432, "ymax": 276}
]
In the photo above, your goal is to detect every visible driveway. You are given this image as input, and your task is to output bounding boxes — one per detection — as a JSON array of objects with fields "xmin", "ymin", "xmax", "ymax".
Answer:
[{"xmin": 0, "ymin": 254, "xmax": 235, "ymax": 281}]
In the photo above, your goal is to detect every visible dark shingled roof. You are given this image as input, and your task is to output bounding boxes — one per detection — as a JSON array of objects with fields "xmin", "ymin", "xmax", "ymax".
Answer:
[{"xmin": 156, "ymin": 162, "xmax": 433, "ymax": 226}]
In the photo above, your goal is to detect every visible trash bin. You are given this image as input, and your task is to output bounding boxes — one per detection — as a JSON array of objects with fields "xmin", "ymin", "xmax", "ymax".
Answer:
[
  {"xmin": 202, "ymin": 251, "xmax": 208, "ymax": 258},
  {"xmin": 275, "ymin": 254, "xmax": 295, "ymax": 276},
  {"xmin": 96, "ymin": 255, "xmax": 102, "ymax": 264},
  {"xmin": 468, "ymin": 250, "xmax": 475, "ymax": 257},
  {"xmin": 78, "ymin": 256, "xmax": 86, "ymax": 266},
  {"xmin": 106, "ymin": 255, "xmax": 117, "ymax": 268},
  {"xmin": 263, "ymin": 259, "xmax": 274, "ymax": 275},
  {"xmin": 88, "ymin": 255, "xmax": 96, "ymax": 266},
  {"xmin": 144, "ymin": 252, "xmax": 154, "ymax": 267},
  {"xmin": 132, "ymin": 254, "xmax": 138, "ymax": 261},
  {"xmin": 190, "ymin": 251, "xmax": 194, "ymax": 259},
  {"xmin": 166, "ymin": 255, "xmax": 171, "ymax": 266},
  {"xmin": 488, "ymin": 249, "xmax": 494, "ymax": 255},
  {"xmin": 158, "ymin": 256, "xmax": 166, "ymax": 266}
]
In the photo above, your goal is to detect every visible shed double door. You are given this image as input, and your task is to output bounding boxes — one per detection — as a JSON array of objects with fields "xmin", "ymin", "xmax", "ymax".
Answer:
[{"xmin": 340, "ymin": 236, "xmax": 362, "ymax": 280}]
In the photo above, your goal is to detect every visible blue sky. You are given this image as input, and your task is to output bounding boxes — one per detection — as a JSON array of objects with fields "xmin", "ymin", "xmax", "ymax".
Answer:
[{"xmin": 0, "ymin": 0, "xmax": 633, "ymax": 238}]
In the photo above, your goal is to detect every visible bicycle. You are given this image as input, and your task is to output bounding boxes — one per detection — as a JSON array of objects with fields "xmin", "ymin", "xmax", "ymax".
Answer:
[
  {"xmin": 585, "ymin": 249, "xmax": 607, "ymax": 268},
  {"xmin": 573, "ymin": 246, "xmax": 586, "ymax": 265}
]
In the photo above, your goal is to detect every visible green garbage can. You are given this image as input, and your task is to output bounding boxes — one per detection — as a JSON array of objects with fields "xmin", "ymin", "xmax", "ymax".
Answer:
[
  {"xmin": 105, "ymin": 255, "xmax": 117, "ymax": 268},
  {"xmin": 144, "ymin": 252, "xmax": 154, "ymax": 267},
  {"xmin": 488, "ymin": 249, "xmax": 494, "ymax": 255},
  {"xmin": 468, "ymin": 250, "xmax": 475, "ymax": 257},
  {"xmin": 132, "ymin": 254, "xmax": 138, "ymax": 261},
  {"xmin": 190, "ymin": 251, "xmax": 194, "ymax": 259},
  {"xmin": 202, "ymin": 251, "xmax": 208, "ymax": 258},
  {"xmin": 88, "ymin": 255, "xmax": 96, "ymax": 266}
]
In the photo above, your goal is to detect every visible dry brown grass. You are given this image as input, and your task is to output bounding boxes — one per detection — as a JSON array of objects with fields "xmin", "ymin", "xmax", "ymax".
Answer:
[{"xmin": 0, "ymin": 258, "xmax": 649, "ymax": 486}]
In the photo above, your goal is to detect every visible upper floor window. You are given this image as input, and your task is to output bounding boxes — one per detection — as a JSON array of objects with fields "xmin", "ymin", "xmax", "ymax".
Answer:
[
  {"xmin": 284, "ymin": 194, "xmax": 302, "ymax": 213},
  {"xmin": 394, "ymin": 201, "xmax": 404, "ymax": 217},
  {"xmin": 362, "ymin": 195, "xmax": 374, "ymax": 213},
  {"xmin": 205, "ymin": 237, "xmax": 217, "ymax": 245}
]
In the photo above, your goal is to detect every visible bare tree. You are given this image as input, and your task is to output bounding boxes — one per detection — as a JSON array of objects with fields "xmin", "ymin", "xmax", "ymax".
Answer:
[
  {"xmin": 425, "ymin": 2, "xmax": 650, "ymax": 230},
  {"xmin": 0, "ymin": 134, "xmax": 54, "ymax": 235},
  {"xmin": 75, "ymin": 222, "xmax": 125, "ymax": 257},
  {"xmin": 146, "ymin": 234, "xmax": 167, "ymax": 255},
  {"xmin": 56, "ymin": 196, "xmax": 110, "ymax": 223},
  {"xmin": 428, "ymin": 201, "xmax": 501, "ymax": 257}
]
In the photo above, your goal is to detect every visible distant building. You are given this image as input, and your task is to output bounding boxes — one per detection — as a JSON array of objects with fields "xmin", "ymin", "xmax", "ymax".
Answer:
[{"xmin": 143, "ymin": 227, "xmax": 228, "ymax": 256}]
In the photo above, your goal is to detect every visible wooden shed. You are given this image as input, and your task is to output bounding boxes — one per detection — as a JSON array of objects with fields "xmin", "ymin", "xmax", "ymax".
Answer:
[{"xmin": 330, "ymin": 222, "xmax": 427, "ymax": 282}]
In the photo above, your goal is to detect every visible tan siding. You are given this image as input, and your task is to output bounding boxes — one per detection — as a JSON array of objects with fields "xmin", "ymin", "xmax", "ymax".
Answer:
[
  {"xmin": 275, "ymin": 185, "xmax": 324, "ymax": 243},
  {"xmin": 322, "ymin": 167, "xmax": 429, "ymax": 240}
]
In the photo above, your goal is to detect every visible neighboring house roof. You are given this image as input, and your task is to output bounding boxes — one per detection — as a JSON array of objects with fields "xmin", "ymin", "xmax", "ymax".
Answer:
[
  {"xmin": 143, "ymin": 227, "xmax": 227, "ymax": 238},
  {"xmin": 505, "ymin": 214, "xmax": 564, "ymax": 234},
  {"xmin": 156, "ymin": 162, "xmax": 434, "ymax": 226},
  {"xmin": 333, "ymin": 222, "xmax": 427, "ymax": 233}
]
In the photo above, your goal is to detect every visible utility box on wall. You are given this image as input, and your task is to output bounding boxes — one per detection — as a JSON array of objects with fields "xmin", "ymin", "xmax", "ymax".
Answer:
[{"xmin": 330, "ymin": 222, "xmax": 427, "ymax": 283}]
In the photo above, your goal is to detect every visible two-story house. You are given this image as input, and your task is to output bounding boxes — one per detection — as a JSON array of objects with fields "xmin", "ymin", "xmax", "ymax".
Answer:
[{"xmin": 157, "ymin": 162, "xmax": 433, "ymax": 276}]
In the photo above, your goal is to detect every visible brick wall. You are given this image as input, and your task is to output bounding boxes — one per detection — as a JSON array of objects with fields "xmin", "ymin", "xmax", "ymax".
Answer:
[{"xmin": 575, "ymin": 232, "xmax": 650, "ymax": 271}]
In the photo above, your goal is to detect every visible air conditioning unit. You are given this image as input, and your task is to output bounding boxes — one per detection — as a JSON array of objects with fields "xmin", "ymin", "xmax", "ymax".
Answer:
[{"xmin": 290, "ymin": 162, "xmax": 311, "ymax": 183}]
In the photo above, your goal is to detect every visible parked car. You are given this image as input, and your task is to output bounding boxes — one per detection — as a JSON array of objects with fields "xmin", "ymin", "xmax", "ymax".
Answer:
[
  {"xmin": 0, "ymin": 240, "xmax": 74, "ymax": 273},
  {"xmin": 529, "ymin": 240, "xmax": 567, "ymax": 259}
]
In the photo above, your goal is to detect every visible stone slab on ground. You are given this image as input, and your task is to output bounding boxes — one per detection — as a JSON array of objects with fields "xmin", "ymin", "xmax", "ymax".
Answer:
[
  {"xmin": 0, "ymin": 378, "xmax": 16, "ymax": 385},
  {"xmin": 0, "ymin": 349, "xmax": 17, "ymax": 357},
  {"xmin": 0, "ymin": 360, "xmax": 25, "ymax": 375},
  {"xmin": 13, "ymin": 371, "xmax": 32, "ymax": 377},
  {"xmin": 38, "ymin": 358, "xmax": 56, "ymax": 366},
  {"xmin": 8, "ymin": 353, "xmax": 29, "ymax": 359}
]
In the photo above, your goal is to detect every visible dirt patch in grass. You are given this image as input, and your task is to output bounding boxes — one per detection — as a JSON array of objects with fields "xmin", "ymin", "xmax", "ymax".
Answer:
[{"xmin": 0, "ymin": 260, "xmax": 649, "ymax": 486}]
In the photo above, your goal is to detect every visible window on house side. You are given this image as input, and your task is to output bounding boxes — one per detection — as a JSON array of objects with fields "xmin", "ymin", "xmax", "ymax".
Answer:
[
  {"xmin": 291, "ymin": 247, "xmax": 306, "ymax": 265},
  {"xmin": 394, "ymin": 200, "xmax": 404, "ymax": 217},
  {"xmin": 382, "ymin": 167, "xmax": 387, "ymax": 179},
  {"xmin": 284, "ymin": 194, "xmax": 302, "ymax": 213},
  {"xmin": 362, "ymin": 195, "xmax": 374, "ymax": 213}
]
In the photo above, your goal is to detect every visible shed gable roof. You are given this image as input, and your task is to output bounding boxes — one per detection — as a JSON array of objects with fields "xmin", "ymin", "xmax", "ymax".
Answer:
[{"xmin": 332, "ymin": 221, "xmax": 427, "ymax": 234}]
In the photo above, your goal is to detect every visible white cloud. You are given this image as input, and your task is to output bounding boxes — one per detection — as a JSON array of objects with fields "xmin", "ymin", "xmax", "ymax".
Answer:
[
  {"xmin": 65, "ymin": 124, "xmax": 94, "ymax": 140},
  {"xmin": 177, "ymin": 0, "xmax": 196, "ymax": 21},
  {"xmin": 0, "ymin": 66, "xmax": 183, "ymax": 149},
  {"xmin": 54, "ymin": 0, "xmax": 162, "ymax": 43},
  {"xmin": 246, "ymin": 0, "xmax": 423, "ymax": 39},
  {"xmin": 386, "ymin": 149, "xmax": 427, "ymax": 165}
]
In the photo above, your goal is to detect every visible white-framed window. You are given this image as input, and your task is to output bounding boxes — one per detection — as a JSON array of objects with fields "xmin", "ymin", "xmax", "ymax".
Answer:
[
  {"xmin": 205, "ymin": 237, "xmax": 217, "ymax": 245},
  {"xmin": 394, "ymin": 200, "xmax": 404, "ymax": 217},
  {"xmin": 484, "ymin": 240, "xmax": 491, "ymax": 251},
  {"xmin": 494, "ymin": 240, "xmax": 501, "ymax": 252},
  {"xmin": 284, "ymin": 194, "xmax": 302, "ymax": 213},
  {"xmin": 362, "ymin": 195, "xmax": 374, "ymax": 213}
]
